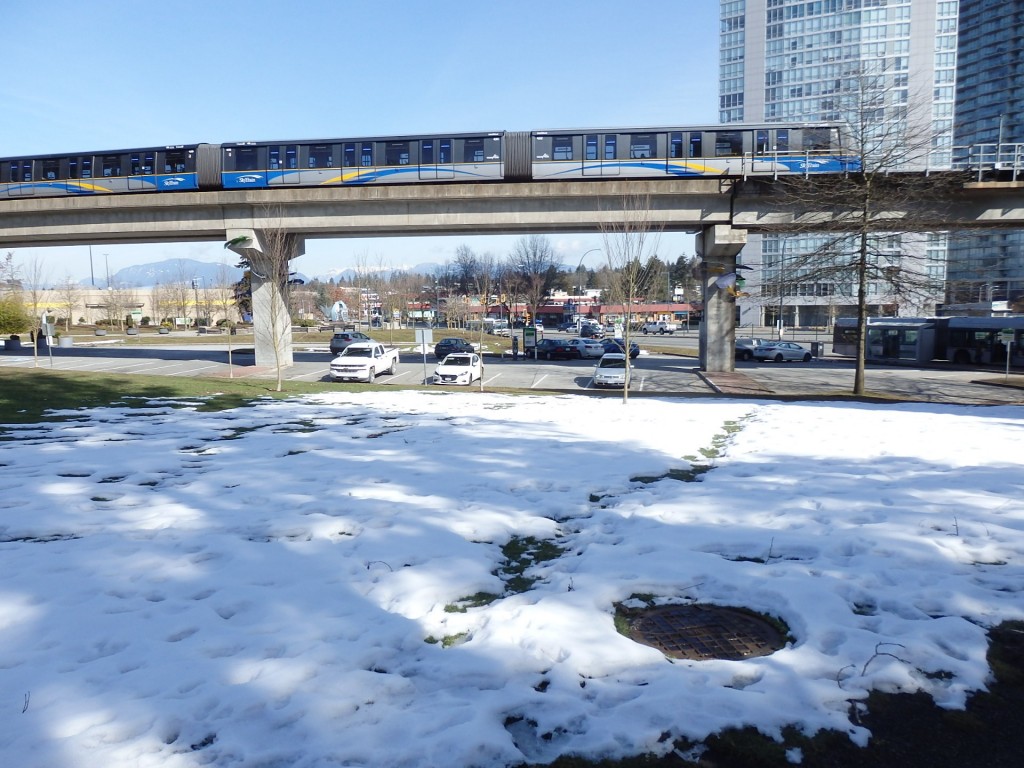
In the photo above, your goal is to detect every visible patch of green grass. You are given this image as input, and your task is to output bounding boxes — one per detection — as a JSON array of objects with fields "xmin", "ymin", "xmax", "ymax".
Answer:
[
  {"xmin": 444, "ymin": 592, "xmax": 501, "ymax": 613},
  {"xmin": 498, "ymin": 536, "xmax": 565, "ymax": 595},
  {"xmin": 0, "ymin": 368, "xmax": 347, "ymax": 431}
]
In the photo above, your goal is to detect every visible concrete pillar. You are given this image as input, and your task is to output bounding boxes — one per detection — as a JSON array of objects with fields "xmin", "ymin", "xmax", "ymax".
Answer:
[
  {"xmin": 226, "ymin": 229, "xmax": 305, "ymax": 369},
  {"xmin": 696, "ymin": 224, "xmax": 747, "ymax": 372}
]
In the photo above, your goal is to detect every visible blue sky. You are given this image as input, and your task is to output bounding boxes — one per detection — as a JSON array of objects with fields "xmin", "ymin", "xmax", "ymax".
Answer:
[{"xmin": 4, "ymin": 0, "xmax": 720, "ymax": 281}]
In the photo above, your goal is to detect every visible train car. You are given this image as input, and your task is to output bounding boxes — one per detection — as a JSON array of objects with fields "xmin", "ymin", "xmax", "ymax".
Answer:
[
  {"xmin": 0, "ymin": 144, "xmax": 219, "ymax": 199},
  {"xmin": 529, "ymin": 124, "xmax": 856, "ymax": 181},
  {"xmin": 220, "ymin": 132, "xmax": 508, "ymax": 189}
]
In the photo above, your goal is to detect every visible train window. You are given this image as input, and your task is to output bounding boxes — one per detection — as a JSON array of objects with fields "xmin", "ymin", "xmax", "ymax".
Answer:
[
  {"xmin": 689, "ymin": 132, "xmax": 703, "ymax": 157},
  {"xmin": 71, "ymin": 157, "xmax": 92, "ymax": 178},
  {"xmin": 165, "ymin": 150, "xmax": 187, "ymax": 173},
  {"xmin": 714, "ymin": 131, "xmax": 743, "ymax": 157},
  {"xmin": 804, "ymin": 129, "xmax": 830, "ymax": 151},
  {"xmin": 385, "ymin": 141, "xmax": 411, "ymax": 165},
  {"xmin": 308, "ymin": 144, "xmax": 334, "ymax": 168},
  {"xmin": 130, "ymin": 154, "xmax": 142, "ymax": 175},
  {"xmin": 463, "ymin": 138, "xmax": 484, "ymax": 163},
  {"xmin": 605, "ymin": 135, "xmax": 617, "ymax": 159},
  {"xmin": 776, "ymin": 129, "xmax": 789, "ymax": 152},
  {"xmin": 286, "ymin": 145, "xmax": 298, "ymax": 169},
  {"xmin": 439, "ymin": 139, "xmax": 452, "ymax": 164},
  {"xmin": 756, "ymin": 130, "xmax": 769, "ymax": 153},
  {"xmin": 670, "ymin": 133, "xmax": 684, "ymax": 159},
  {"xmin": 101, "ymin": 155, "xmax": 121, "ymax": 177},
  {"xmin": 343, "ymin": 143, "xmax": 356, "ymax": 167},
  {"xmin": 421, "ymin": 140, "xmax": 434, "ymax": 165},
  {"xmin": 269, "ymin": 147, "xmax": 281, "ymax": 170},
  {"xmin": 360, "ymin": 143, "xmax": 373, "ymax": 167},
  {"xmin": 553, "ymin": 136, "xmax": 573, "ymax": 161},
  {"xmin": 234, "ymin": 147, "xmax": 259, "ymax": 172},
  {"xmin": 43, "ymin": 159, "xmax": 59, "ymax": 180},
  {"xmin": 629, "ymin": 134, "xmax": 656, "ymax": 159},
  {"xmin": 586, "ymin": 135, "xmax": 598, "ymax": 160}
]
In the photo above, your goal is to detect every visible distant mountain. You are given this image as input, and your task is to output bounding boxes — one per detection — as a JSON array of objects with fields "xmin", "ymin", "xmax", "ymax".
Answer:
[{"xmin": 78, "ymin": 257, "xmax": 446, "ymax": 288}]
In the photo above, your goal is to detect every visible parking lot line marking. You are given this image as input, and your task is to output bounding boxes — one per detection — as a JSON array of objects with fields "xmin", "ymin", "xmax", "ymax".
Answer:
[{"xmin": 530, "ymin": 374, "xmax": 549, "ymax": 389}]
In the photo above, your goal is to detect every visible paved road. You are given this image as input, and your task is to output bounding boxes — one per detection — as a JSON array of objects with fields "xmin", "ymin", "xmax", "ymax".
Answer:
[{"xmin": 3, "ymin": 340, "xmax": 1022, "ymax": 405}]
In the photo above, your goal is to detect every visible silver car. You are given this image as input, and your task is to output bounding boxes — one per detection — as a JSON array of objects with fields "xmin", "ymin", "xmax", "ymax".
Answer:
[
  {"xmin": 564, "ymin": 337, "xmax": 606, "ymax": 359},
  {"xmin": 753, "ymin": 341, "xmax": 813, "ymax": 363}
]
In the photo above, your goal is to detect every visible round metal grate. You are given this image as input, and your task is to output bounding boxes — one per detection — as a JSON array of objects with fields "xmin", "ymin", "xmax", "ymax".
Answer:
[{"xmin": 624, "ymin": 604, "xmax": 787, "ymax": 661}]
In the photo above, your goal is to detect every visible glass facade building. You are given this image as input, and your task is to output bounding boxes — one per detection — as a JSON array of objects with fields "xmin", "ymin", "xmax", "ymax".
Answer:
[
  {"xmin": 720, "ymin": 1, "xmax": 959, "ymax": 328},
  {"xmin": 946, "ymin": 0, "xmax": 1024, "ymax": 314}
]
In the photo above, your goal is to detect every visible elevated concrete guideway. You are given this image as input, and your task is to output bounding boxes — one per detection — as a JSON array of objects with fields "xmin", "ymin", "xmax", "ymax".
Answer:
[{"xmin": 3, "ymin": 174, "xmax": 1024, "ymax": 372}]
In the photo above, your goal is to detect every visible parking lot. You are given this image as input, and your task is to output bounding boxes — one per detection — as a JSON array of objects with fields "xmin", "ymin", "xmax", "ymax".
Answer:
[{"xmin": 3, "ymin": 337, "xmax": 1023, "ymax": 404}]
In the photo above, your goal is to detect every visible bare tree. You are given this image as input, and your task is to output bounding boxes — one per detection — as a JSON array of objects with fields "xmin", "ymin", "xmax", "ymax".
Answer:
[
  {"xmin": 53, "ymin": 277, "xmax": 83, "ymax": 331},
  {"xmin": 600, "ymin": 194, "xmax": 663, "ymax": 403},
  {"xmin": 509, "ymin": 235, "xmax": 559, "ymax": 324},
  {"xmin": 768, "ymin": 63, "xmax": 955, "ymax": 395}
]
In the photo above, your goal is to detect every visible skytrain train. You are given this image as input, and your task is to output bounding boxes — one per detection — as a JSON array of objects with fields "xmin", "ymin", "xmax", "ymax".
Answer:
[{"xmin": 0, "ymin": 123, "xmax": 856, "ymax": 200}]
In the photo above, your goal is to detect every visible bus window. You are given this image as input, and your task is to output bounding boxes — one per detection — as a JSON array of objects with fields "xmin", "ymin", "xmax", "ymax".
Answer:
[
  {"xmin": 714, "ymin": 131, "xmax": 743, "ymax": 157},
  {"xmin": 585, "ymin": 134, "xmax": 598, "ymax": 161},
  {"xmin": 604, "ymin": 135, "xmax": 617, "ymax": 159},
  {"xmin": 689, "ymin": 132, "xmax": 703, "ymax": 158},
  {"xmin": 463, "ymin": 138, "xmax": 484, "ymax": 163},
  {"xmin": 630, "ymin": 133, "xmax": 656, "ymax": 159},
  {"xmin": 670, "ymin": 132, "xmax": 684, "ymax": 158},
  {"xmin": 553, "ymin": 136, "xmax": 573, "ymax": 161},
  {"xmin": 309, "ymin": 144, "xmax": 334, "ymax": 168}
]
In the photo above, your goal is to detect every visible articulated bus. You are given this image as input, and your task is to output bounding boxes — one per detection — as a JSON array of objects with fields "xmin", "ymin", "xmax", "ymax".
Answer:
[{"xmin": 833, "ymin": 316, "xmax": 1024, "ymax": 368}]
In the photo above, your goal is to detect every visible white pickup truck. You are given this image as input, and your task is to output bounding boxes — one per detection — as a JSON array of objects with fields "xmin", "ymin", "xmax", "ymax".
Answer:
[
  {"xmin": 641, "ymin": 320, "xmax": 677, "ymax": 335},
  {"xmin": 329, "ymin": 342, "xmax": 400, "ymax": 383}
]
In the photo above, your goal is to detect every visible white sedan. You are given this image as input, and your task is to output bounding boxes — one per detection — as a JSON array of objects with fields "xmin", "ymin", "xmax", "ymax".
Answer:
[
  {"xmin": 563, "ymin": 337, "xmax": 606, "ymax": 359},
  {"xmin": 432, "ymin": 353, "xmax": 484, "ymax": 385}
]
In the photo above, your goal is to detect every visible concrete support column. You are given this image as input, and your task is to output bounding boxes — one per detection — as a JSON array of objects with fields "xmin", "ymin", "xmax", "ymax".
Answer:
[
  {"xmin": 226, "ymin": 229, "xmax": 305, "ymax": 369},
  {"xmin": 697, "ymin": 224, "xmax": 747, "ymax": 372}
]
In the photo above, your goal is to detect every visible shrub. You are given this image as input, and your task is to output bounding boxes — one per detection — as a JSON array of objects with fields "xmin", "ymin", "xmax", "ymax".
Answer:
[{"xmin": 0, "ymin": 296, "xmax": 32, "ymax": 336}]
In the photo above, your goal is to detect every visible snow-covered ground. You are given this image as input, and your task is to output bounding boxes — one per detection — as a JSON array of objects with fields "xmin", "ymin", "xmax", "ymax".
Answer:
[{"xmin": 1, "ymin": 391, "xmax": 1022, "ymax": 767}]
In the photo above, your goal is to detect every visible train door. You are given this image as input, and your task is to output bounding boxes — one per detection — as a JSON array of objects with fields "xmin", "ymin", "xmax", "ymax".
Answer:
[
  {"xmin": 128, "ymin": 149, "xmax": 157, "ymax": 190},
  {"xmin": 267, "ymin": 144, "xmax": 300, "ymax": 185},
  {"xmin": 300, "ymin": 143, "xmax": 336, "ymax": 185},
  {"xmin": 5, "ymin": 159, "xmax": 34, "ymax": 196},
  {"xmin": 342, "ymin": 141, "xmax": 380, "ymax": 183},
  {"xmin": 417, "ymin": 138, "xmax": 455, "ymax": 180},
  {"xmin": 582, "ymin": 133, "xmax": 620, "ymax": 176}
]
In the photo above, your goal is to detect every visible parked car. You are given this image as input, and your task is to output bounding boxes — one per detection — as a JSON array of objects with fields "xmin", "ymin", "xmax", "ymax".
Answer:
[
  {"xmin": 433, "ymin": 353, "xmax": 483, "ymax": 386},
  {"xmin": 563, "ymin": 337, "xmax": 606, "ymax": 359},
  {"xmin": 533, "ymin": 339, "xmax": 576, "ymax": 360},
  {"xmin": 601, "ymin": 338, "xmax": 640, "ymax": 359},
  {"xmin": 329, "ymin": 330, "xmax": 372, "ymax": 355},
  {"xmin": 735, "ymin": 337, "xmax": 771, "ymax": 361},
  {"xmin": 580, "ymin": 324, "xmax": 605, "ymax": 339},
  {"xmin": 641, "ymin": 321, "xmax": 677, "ymax": 335},
  {"xmin": 593, "ymin": 353, "xmax": 630, "ymax": 388},
  {"xmin": 434, "ymin": 337, "xmax": 475, "ymax": 359},
  {"xmin": 753, "ymin": 341, "xmax": 813, "ymax": 363},
  {"xmin": 557, "ymin": 321, "xmax": 577, "ymax": 332}
]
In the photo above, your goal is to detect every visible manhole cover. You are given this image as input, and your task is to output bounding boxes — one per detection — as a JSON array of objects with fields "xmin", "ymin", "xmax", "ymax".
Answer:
[{"xmin": 623, "ymin": 604, "xmax": 787, "ymax": 661}]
